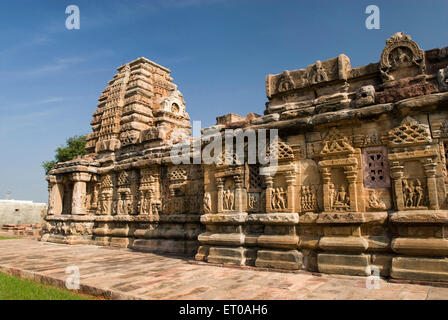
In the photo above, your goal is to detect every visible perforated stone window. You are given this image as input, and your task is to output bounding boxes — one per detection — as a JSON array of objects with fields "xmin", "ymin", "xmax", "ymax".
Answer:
[
  {"xmin": 248, "ymin": 164, "xmax": 263, "ymax": 192},
  {"xmin": 363, "ymin": 146, "xmax": 390, "ymax": 188}
]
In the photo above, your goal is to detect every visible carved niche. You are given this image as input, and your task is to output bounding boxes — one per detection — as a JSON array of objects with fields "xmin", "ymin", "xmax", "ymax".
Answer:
[
  {"xmin": 162, "ymin": 166, "xmax": 188, "ymax": 214},
  {"xmin": 211, "ymin": 144, "xmax": 247, "ymax": 213},
  {"xmin": 85, "ymin": 175, "xmax": 100, "ymax": 213},
  {"xmin": 99, "ymin": 174, "xmax": 113, "ymax": 215},
  {"xmin": 139, "ymin": 167, "xmax": 161, "ymax": 215},
  {"xmin": 379, "ymin": 32, "xmax": 425, "ymax": 82},
  {"xmin": 263, "ymin": 140, "xmax": 297, "ymax": 213},
  {"xmin": 387, "ymin": 117, "xmax": 440, "ymax": 211},
  {"xmin": 116, "ymin": 171, "xmax": 137, "ymax": 215},
  {"xmin": 318, "ymin": 128, "xmax": 361, "ymax": 212}
]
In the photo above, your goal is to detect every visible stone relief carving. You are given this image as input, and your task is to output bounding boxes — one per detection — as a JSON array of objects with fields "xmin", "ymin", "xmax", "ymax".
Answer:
[
  {"xmin": 100, "ymin": 192, "xmax": 112, "ymax": 215},
  {"xmin": 354, "ymin": 85, "xmax": 375, "ymax": 108},
  {"xmin": 277, "ymin": 71, "xmax": 295, "ymax": 92},
  {"xmin": 267, "ymin": 140, "xmax": 295, "ymax": 161},
  {"xmin": 120, "ymin": 131, "xmax": 140, "ymax": 147},
  {"xmin": 247, "ymin": 192, "xmax": 260, "ymax": 211},
  {"xmin": 320, "ymin": 128, "xmax": 354, "ymax": 156},
  {"xmin": 99, "ymin": 174, "xmax": 113, "ymax": 215},
  {"xmin": 223, "ymin": 189, "xmax": 235, "ymax": 211},
  {"xmin": 329, "ymin": 184, "xmax": 350, "ymax": 211},
  {"xmin": 368, "ymin": 190, "xmax": 387, "ymax": 211},
  {"xmin": 439, "ymin": 121, "xmax": 448, "ymax": 138},
  {"xmin": 388, "ymin": 117, "xmax": 431, "ymax": 147},
  {"xmin": 379, "ymin": 32, "xmax": 425, "ymax": 82},
  {"xmin": 203, "ymin": 193, "xmax": 212, "ymax": 213},
  {"xmin": 309, "ymin": 60, "xmax": 328, "ymax": 84},
  {"xmin": 353, "ymin": 133, "xmax": 382, "ymax": 147},
  {"xmin": 402, "ymin": 178, "xmax": 427, "ymax": 209},
  {"xmin": 438, "ymin": 67, "xmax": 448, "ymax": 91},
  {"xmin": 300, "ymin": 186, "xmax": 317, "ymax": 212},
  {"xmin": 140, "ymin": 168, "xmax": 160, "ymax": 215},
  {"xmin": 117, "ymin": 190, "xmax": 132, "ymax": 215},
  {"xmin": 271, "ymin": 187, "xmax": 287, "ymax": 211}
]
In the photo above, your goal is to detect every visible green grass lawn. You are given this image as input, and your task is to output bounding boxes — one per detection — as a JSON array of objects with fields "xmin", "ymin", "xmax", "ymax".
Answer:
[
  {"xmin": 0, "ymin": 236, "xmax": 18, "ymax": 240},
  {"xmin": 0, "ymin": 272, "xmax": 94, "ymax": 300}
]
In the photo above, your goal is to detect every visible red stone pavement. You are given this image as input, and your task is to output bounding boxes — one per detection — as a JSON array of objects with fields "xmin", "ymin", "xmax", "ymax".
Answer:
[{"xmin": 0, "ymin": 236, "xmax": 447, "ymax": 300}]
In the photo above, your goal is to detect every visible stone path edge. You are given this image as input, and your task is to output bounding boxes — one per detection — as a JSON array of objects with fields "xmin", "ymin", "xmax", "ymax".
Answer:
[{"xmin": 0, "ymin": 265, "xmax": 145, "ymax": 300}]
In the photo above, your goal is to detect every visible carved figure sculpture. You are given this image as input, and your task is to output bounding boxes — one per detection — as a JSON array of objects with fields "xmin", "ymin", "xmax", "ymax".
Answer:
[
  {"xmin": 272, "ymin": 187, "xmax": 287, "ymax": 210},
  {"xmin": 414, "ymin": 179, "xmax": 424, "ymax": 208},
  {"xmin": 203, "ymin": 193, "xmax": 212, "ymax": 213},
  {"xmin": 301, "ymin": 186, "xmax": 317, "ymax": 212},
  {"xmin": 332, "ymin": 185, "xmax": 350, "ymax": 211},
  {"xmin": 310, "ymin": 60, "xmax": 328, "ymax": 84},
  {"xmin": 223, "ymin": 189, "xmax": 235, "ymax": 211},
  {"xmin": 368, "ymin": 190, "xmax": 387, "ymax": 211},
  {"xmin": 100, "ymin": 192, "xmax": 111, "ymax": 215},
  {"xmin": 403, "ymin": 179, "xmax": 414, "ymax": 208}
]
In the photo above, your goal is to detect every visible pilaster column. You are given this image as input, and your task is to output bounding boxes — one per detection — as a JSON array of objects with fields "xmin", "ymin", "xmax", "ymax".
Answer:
[
  {"xmin": 390, "ymin": 161, "xmax": 404, "ymax": 211},
  {"xmin": 345, "ymin": 166, "xmax": 358, "ymax": 212},
  {"xmin": 285, "ymin": 171, "xmax": 296, "ymax": 213},
  {"xmin": 321, "ymin": 167, "xmax": 331, "ymax": 212},
  {"xmin": 216, "ymin": 178, "xmax": 224, "ymax": 213},
  {"xmin": 47, "ymin": 175, "xmax": 64, "ymax": 215},
  {"xmin": 71, "ymin": 172, "xmax": 91, "ymax": 215},
  {"xmin": 129, "ymin": 170, "xmax": 139, "ymax": 215},
  {"xmin": 234, "ymin": 174, "xmax": 245, "ymax": 212},
  {"xmin": 424, "ymin": 158, "xmax": 438, "ymax": 210},
  {"xmin": 264, "ymin": 175, "xmax": 274, "ymax": 212}
]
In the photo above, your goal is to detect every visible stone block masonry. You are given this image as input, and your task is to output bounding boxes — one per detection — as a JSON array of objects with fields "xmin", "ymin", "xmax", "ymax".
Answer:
[{"xmin": 41, "ymin": 33, "xmax": 448, "ymax": 283}]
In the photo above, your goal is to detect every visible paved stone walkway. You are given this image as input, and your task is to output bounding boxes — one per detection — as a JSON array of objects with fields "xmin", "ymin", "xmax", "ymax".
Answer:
[{"xmin": 0, "ymin": 238, "xmax": 447, "ymax": 300}]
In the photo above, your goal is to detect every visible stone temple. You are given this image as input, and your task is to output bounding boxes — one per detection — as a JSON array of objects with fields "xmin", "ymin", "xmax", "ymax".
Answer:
[{"xmin": 43, "ymin": 32, "xmax": 448, "ymax": 282}]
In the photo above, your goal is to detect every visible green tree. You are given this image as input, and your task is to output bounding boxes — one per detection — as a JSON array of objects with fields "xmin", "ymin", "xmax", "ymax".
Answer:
[{"xmin": 42, "ymin": 135, "xmax": 87, "ymax": 175}]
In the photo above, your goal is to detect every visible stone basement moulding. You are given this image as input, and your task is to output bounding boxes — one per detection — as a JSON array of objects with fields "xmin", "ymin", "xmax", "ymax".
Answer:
[{"xmin": 42, "ymin": 32, "xmax": 448, "ymax": 283}]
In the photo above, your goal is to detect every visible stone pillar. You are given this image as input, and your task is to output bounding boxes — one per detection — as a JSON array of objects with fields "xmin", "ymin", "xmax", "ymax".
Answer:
[
  {"xmin": 345, "ymin": 166, "xmax": 358, "ymax": 212},
  {"xmin": 424, "ymin": 159, "xmax": 438, "ymax": 210},
  {"xmin": 390, "ymin": 161, "xmax": 404, "ymax": 211},
  {"xmin": 265, "ymin": 175, "xmax": 274, "ymax": 212},
  {"xmin": 216, "ymin": 178, "xmax": 224, "ymax": 213},
  {"xmin": 321, "ymin": 168, "xmax": 331, "ymax": 212},
  {"xmin": 130, "ymin": 170, "xmax": 139, "ymax": 215},
  {"xmin": 234, "ymin": 175, "xmax": 245, "ymax": 212},
  {"xmin": 285, "ymin": 171, "xmax": 296, "ymax": 213},
  {"xmin": 47, "ymin": 175, "xmax": 64, "ymax": 215},
  {"xmin": 71, "ymin": 172, "xmax": 91, "ymax": 215}
]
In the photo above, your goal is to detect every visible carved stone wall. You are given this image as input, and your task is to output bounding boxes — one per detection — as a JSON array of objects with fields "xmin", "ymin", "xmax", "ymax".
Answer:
[{"xmin": 42, "ymin": 34, "xmax": 448, "ymax": 282}]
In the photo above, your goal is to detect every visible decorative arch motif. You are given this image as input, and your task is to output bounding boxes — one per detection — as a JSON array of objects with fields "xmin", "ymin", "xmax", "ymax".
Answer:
[
  {"xmin": 379, "ymin": 32, "xmax": 425, "ymax": 81},
  {"xmin": 277, "ymin": 71, "xmax": 295, "ymax": 92},
  {"xmin": 320, "ymin": 128, "xmax": 355, "ymax": 156},
  {"xmin": 267, "ymin": 140, "xmax": 295, "ymax": 161},
  {"xmin": 161, "ymin": 88, "xmax": 187, "ymax": 116},
  {"xmin": 387, "ymin": 117, "xmax": 431, "ymax": 147}
]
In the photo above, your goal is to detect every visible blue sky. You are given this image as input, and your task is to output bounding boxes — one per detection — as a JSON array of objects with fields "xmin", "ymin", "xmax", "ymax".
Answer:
[{"xmin": 0, "ymin": 0, "xmax": 447, "ymax": 203}]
